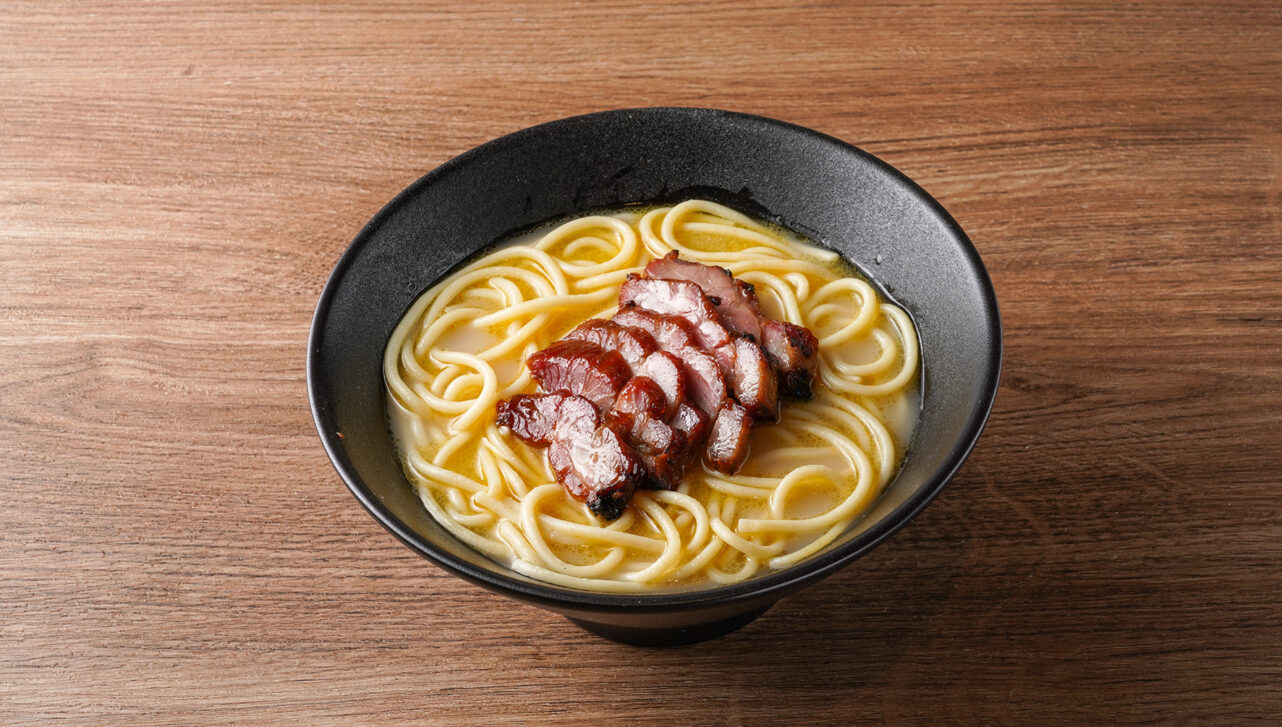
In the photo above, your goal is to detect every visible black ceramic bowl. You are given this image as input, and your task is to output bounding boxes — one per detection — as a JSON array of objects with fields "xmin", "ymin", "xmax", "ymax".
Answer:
[{"xmin": 308, "ymin": 107, "xmax": 1000, "ymax": 646}]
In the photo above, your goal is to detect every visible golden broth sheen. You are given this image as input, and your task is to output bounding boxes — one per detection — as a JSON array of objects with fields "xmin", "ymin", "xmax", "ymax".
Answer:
[{"xmin": 384, "ymin": 200, "xmax": 920, "ymax": 593}]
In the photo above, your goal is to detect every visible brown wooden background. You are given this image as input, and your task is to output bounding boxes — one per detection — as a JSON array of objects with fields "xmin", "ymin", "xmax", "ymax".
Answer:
[{"xmin": 3, "ymin": 2, "xmax": 1279, "ymax": 724}]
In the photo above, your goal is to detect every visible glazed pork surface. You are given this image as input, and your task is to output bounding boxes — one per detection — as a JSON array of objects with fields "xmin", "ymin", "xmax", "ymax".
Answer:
[
  {"xmin": 645, "ymin": 251, "xmax": 763, "ymax": 340},
  {"xmin": 644, "ymin": 250, "xmax": 819, "ymax": 399},
  {"xmin": 526, "ymin": 339, "xmax": 631, "ymax": 413},
  {"xmin": 564, "ymin": 318, "xmax": 657, "ymax": 373},
  {"xmin": 498, "ymin": 393, "xmax": 646, "ymax": 520}
]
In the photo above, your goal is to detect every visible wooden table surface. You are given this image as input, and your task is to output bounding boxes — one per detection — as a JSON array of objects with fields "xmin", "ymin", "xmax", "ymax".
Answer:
[{"xmin": 4, "ymin": 2, "xmax": 1280, "ymax": 724}]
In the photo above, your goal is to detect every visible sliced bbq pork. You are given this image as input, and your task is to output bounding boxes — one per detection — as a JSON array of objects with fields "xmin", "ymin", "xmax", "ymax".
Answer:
[
  {"xmin": 613, "ymin": 302, "xmax": 698, "ymax": 350},
  {"xmin": 496, "ymin": 251, "xmax": 823, "ymax": 514},
  {"xmin": 645, "ymin": 251, "xmax": 763, "ymax": 341},
  {"xmin": 619, "ymin": 276, "xmax": 733, "ymax": 351},
  {"xmin": 669, "ymin": 402, "xmax": 710, "ymax": 468},
  {"xmin": 636, "ymin": 350, "xmax": 686, "ymax": 419},
  {"xmin": 613, "ymin": 308, "xmax": 728, "ymax": 416},
  {"xmin": 705, "ymin": 401, "xmax": 753, "ymax": 474},
  {"xmin": 615, "ymin": 287, "xmax": 773, "ymax": 473},
  {"xmin": 619, "ymin": 276, "xmax": 779, "ymax": 421},
  {"xmin": 499, "ymin": 377, "xmax": 688, "ymax": 500},
  {"xmin": 642, "ymin": 251, "xmax": 819, "ymax": 400},
  {"xmin": 610, "ymin": 375, "xmax": 667, "ymax": 424},
  {"xmin": 547, "ymin": 396, "xmax": 646, "ymax": 520},
  {"xmin": 761, "ymin": 319, "xmax": 820, "ymax": 400},
  {"xmin": 615, "ymin": 294, "xmax": 774, "ymax": 425},
  {"xmin": 526, "ymin": 339, "xmax": 631, "ymax": 413},
  {"xmin": 725, "ymin": 336, "xmax": 778, "ymax": 422},
  {"xmin": 497, "ymin": 393, "xmax": 645, "ymax": 520},
  {"xmin": 564, "ymin": 318, "xmax": 657, "ymax": 373},
  {"xmin": 495, "ymin": 392, "xmax": 572, "ymax": 447},
  {"xmin": 609, "ymin": 377, "xmax": 688, "ymax": 490}
]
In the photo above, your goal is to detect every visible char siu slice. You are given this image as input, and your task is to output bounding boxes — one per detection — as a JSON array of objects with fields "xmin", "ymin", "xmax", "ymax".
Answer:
[
  {"xmin": 645, "ymin": 252, "xmax": 819, "ymax": 401},
  {"xmin": 564, "ymin": 318, "xmax": 657, "ymax": 373},
  {"xmin": 610, "ymin": 377, "xmax": 689, "ymax": 490},
  {"xmin": 706, "ymin": 337, "xmax": 779, "ymax": 423},
  {"xmin": 761, "ymin": 319, "xmax": 820, "ymax": 400},
  {"xmin": 545, "ymin": 395, "xmax": 646, "ymax": 520},
  {"xmin": 613, "ymin": 306, "xmax": 696, "ymax": 350},
  {"xmin": 611, "ymin": 376, "xmax": 667, "ymax": 421},
  {"xmin": 526, "ymin": 338, "xmax": 631, "ymax": 412},
  {"xmin": 669, "ymin": 402, "xmax": 710, "ymax": 467},
  {"xmin": 705, "ymin": 401, "xmax": 753, "ymax": 474},
  {"xmin": 631, "ymin": 416, "xmax": 687, "ymax": 490},
  {"xmin": 603, "ymin": 386, "xmax": 682, "ymax": 492},
  {"xmin": 727, "ymin": 336, "xmax": 779, "ymax": 421},
  {"xmin": 495, "ymin": 393, "xmax": 572, "ymax": 447},
  {"xmin": 613, "ymin": 308, "xmax": 728, "ymax": 416},
  {"xmin": 618, "ymin": 286, "xmax": 777, "ymax": 422},
  {"xmin": 661, "ymin": 345, "xmax": 724, "ymax": 416},
  {"xmin": 501, "ymin": 252, "xmax": 823, "ymax": 514},
  {"xmin": 618, "ymin": 276, "xmax": 733, "ymax": 351},
  {"xmin": 645, "ymin": 251, "xmax": 763, "ymax": 341},
  {"xmin": 637, "ymin": 351, "xmax": 686, "ymax": 419}
]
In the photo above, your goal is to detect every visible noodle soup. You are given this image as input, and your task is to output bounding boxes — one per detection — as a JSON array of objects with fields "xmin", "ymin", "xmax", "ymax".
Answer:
[{"xmin": 384, "ymin": 200, "xmax": 920, "ymax": 592}]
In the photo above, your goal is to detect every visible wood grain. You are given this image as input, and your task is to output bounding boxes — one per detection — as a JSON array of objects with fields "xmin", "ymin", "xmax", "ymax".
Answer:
[{"xmin": 2, "ymin": 1, "xmax": 1280, "ymax": 724}]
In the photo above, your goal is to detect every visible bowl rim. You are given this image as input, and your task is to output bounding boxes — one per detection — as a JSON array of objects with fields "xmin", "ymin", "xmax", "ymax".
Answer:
[{"xmin": 307, "ymin": 106, "xmax": 1002, "ymax": 612}]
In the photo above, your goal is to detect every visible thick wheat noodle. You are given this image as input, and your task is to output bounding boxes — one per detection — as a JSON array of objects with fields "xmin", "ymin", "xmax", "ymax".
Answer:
[
  {"xmin": 805, "ymin": 278, "xmax": 879, "ymax": 347},
  {"xmin": 784, "ymin": 272, "xmax": 811, "ymax": 301},
  {"xmin": 520, "ymin": 485, "xmax": 628, "ymax": 578},
  {"xmin": 622, "ymin": 496, "xmax": 686, "ymax": 582},
  {"xmin": 816, "ymin": 306, "xmax": 920, "ymax": 398},
  {"xmin": 702, "ymin": 477, "xmax": 777, "ymax": 499},
  {"xmin": 535, "ymin": 215, "xmax": 638, "ymax": 278},
  {"xmin": 475, "ymin": 317, "xmax": 550, "ymax": 362},
  {"xmin": 385, "ymin": 201, "xmax": 920, "ymax": 592},
  {"xmin": 737, "ymin": 271, "xmax": 805, "ymax": 324},
  {"xmin": 829, "ymin": 328, "xmax": 898, "ymax": 377},
  {"xmin": 472, "ymin": 288, "xmax": 617, "ymax": 327},
  {"xmin": 768, "ymin": 464, "xmax": 846, "ymax": 518}
]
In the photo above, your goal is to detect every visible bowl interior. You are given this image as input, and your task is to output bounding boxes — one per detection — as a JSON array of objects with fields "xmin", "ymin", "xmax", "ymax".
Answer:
[{"xmin": 309, "ymin": 107, "xmax": 1000, "ymax": 607}]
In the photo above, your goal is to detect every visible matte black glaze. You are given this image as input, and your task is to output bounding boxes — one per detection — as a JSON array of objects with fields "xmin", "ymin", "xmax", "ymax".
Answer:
[{"xmin": 307, "ymin": 107, "xmax": 1002, "ymax": 646}]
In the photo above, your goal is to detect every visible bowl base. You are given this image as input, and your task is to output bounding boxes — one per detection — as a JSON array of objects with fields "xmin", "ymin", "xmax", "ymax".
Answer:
[{"xmin": 566, "ymin": 604, "xmax": 772, "ymax": 647}]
